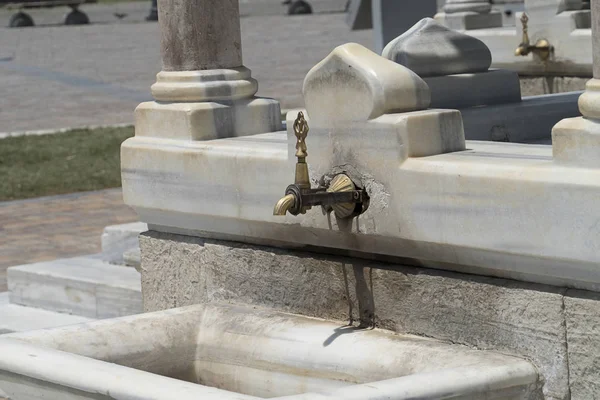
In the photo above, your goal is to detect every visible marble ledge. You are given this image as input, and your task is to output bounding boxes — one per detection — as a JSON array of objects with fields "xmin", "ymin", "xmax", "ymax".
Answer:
[{"xmin": 122, "ymin": 117, "xmax": 600, "ymax": 292}]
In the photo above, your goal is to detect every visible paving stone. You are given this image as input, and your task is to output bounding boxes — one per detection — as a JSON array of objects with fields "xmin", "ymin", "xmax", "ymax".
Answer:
[
  {"xmin": 8, "ymin": 256, "xmax": 142, "ymax": 318},
  {"xmin": 383, "ymin": 17, "xmax": 492, "ymax": 77},
  {"xmin": 0, "ymin": 11, "xmax": 372, "ymax": 133}
]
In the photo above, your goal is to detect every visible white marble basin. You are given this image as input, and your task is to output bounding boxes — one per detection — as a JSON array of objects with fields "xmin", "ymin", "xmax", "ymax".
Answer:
[{"xmin": 0, "ymin": 303, "xmax": 540, "ymax": 400}]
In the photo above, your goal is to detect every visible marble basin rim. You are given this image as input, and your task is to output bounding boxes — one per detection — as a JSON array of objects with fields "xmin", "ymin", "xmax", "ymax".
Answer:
[{"xmin": 0, "ymin": 303, "xmax": 540, "ymax": 400}]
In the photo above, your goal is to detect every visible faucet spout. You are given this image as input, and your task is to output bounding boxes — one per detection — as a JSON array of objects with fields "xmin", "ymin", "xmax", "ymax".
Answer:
[
  {"xmin": 272, "ymin": 112, "xmax": 368, "ymax": 219},
  {"xmin": 273, "ymin": 194, "xmax": 296, "ymax": 216},
  {"xmin": 514, "ymin": 45, "xmax": 528, "ymax": 56},
  {"xmin": 514, "ymin": 13, "xmax": 552, "ymax": 60}
]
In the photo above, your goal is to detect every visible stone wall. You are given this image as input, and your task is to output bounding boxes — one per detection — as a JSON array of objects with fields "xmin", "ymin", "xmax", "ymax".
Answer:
[
  {"xmin": 520, "ymin": 76, "xmax": 589, "ymax": 96},
  {"xmin": 140, "ymin": 231, "xmax": 600, "ymax": 400}
]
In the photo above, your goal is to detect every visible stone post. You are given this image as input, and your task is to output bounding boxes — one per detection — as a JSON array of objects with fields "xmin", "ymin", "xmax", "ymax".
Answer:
[
  {"xmin": 371, "ymin": 0, "xmax": 438, "ymax": 54},
  {"xmin": 552, "ymin": 0, "xmax": 600, "ymax": 166},
  {"xmin": 145, "ymin": 0, "xmax": 157, "ymax": 21},
  {"xmin": 135, "ymin": 0, "xmax": 281, "ymax": 141},
  {"xmin": 434, "ymin": 0, "xmax": 502, "ymax": 30}
]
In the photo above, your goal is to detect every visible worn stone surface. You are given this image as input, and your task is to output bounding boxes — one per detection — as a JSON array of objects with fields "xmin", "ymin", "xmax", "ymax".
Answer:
[
  {"xmin": 565, "ymin": 290, "xmax": 600, "ymax": 400},
  {"xmin": 383, "ymin": 18, "xmax": 492, "ymax": 77},
  {"xmin": 140, "ymin": 231, "xmax": 569, "ymax": 399}
]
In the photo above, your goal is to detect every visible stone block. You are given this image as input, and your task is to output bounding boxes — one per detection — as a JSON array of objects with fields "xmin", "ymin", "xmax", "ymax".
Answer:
[
  {"xmin": 564, "ymin": 290, "xmax": 600, "ymax": 400},
  {"xmin": 435, "ymin": 10, "xmax": 503, "ymax": 30},
  {"xmin": 303, "ymin": 43, "xmax": 430, "ymax": 126},
  {"xmin": 460, "ymin": 91, "xmax": 580, "ymax": 142},
  {"xmin": 383, "ymin": 18, "xmax": 491, "ymax": 77},
  {"xmin": 101, "ymin": 222, "xmax": 147, "ymax": 265},
  {"xmin": 123, "ymin": 247, "xmax": 142, "ymax": 270},
  {"xmin": 139, "ymin": 231, "xmax": 567, "ymax": 399},
  {"xmin": 552, "ymin": 116, "xmax": 600, "ymax": 168},
  {"xmin": 519, "ymin": 76, "xmax": 588, "ymax": 96},
  {"xmin": 134, "ymin": 97, "xmax": 282, "ymax": 141},
  {"xmin": 424, "ymin": 69, "xmax": 521, "ymax": 108},
  {"xmin": 8, "ymin": 257, "xmax": 142, "ymax": 318}
]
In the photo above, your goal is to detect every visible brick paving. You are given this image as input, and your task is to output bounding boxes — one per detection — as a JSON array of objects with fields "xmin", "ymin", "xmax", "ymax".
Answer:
[{"xmin": 0, "ymin": 189, "xmax": 138, "ymax": 291}]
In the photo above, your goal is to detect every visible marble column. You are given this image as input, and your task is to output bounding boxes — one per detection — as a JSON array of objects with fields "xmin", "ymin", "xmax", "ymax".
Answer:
[
  {"xmin": 435, "ymin": 0, "xmax": 502, "ymax": 30},
  {"xmin": 158, "ymin": 0, "xmax": 241, "ymax": 72},
  {"xmin": 136, "ymin": 0, "xmax": 281, "ymax": 140},
  {"xmin": 592, "ymin": 0, "xmax": 599, "ymax": 81},
  {"xmin": 577, "ymin": 0, "xmax": 600, "ymax": 120},
  {"xmin": 552, "ymin": 0, "xmax": 600, "ymax": 166}
]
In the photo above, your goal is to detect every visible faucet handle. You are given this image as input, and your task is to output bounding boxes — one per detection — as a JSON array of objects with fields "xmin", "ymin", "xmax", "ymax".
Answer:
[
  {"xmin": 294, "ymin": 111, "xmax": 309, "ymax": 159},
  {"xmin": 520, "ymin": 12, "xmax": 529, "ymax": 31},
  {"xmin": 520, "ymin": 12, "xmax": 530, "ymax": 45}
]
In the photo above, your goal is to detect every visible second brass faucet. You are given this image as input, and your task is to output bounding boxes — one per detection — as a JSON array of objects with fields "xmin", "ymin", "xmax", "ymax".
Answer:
[
  {"xmin": 515, "ymin": 13, "xmax": 552, "ymax": 60},
  {"xmin": 273, "ymin": 112, "xmax": 368, "ymax": 219}
]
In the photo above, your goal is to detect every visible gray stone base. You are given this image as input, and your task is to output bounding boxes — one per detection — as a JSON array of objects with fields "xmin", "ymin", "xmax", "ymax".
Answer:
[
  {"xmin": 434, "ymin": 11, "xmax": 503, "ymax": 30},
  {"xmin": 520, "ymin": 76, "xmax": 589, "ymax": 96},
  {"xmin": 140, "ymin": 231, "xmax": 600, "ymax": 400}
]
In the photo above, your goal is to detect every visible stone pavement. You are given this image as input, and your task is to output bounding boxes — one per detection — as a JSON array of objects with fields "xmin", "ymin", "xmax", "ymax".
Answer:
[
  {"xmin": 0, "ymin": 189, "xmax": 138, "ymax": 291},
  {"xmin": 0, "ymin": 2, "xmax": 371, "ymax": 133}
]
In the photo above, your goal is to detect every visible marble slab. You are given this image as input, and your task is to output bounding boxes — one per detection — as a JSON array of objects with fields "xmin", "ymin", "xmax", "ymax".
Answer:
[{"xmin": 8, "ymin": 257, "xmax": 142, "ymax": 319}]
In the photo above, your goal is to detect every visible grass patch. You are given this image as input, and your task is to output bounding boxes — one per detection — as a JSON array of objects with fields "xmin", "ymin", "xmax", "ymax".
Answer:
[{"xmin": 0, "ymin": 126, "xmax": 134, "ymax": 201}]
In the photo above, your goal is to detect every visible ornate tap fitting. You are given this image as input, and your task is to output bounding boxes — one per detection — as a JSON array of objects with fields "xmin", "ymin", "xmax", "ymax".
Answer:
[
  {"xmin": 273, "ymin": 112, "xmax": 368, "ymax": 219},
  {"xmin": 515, "ymin": 13, "xmax": 552, "ymax": 60}
]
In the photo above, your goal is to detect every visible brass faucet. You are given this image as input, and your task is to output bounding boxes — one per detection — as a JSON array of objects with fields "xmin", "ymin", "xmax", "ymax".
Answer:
[
  {"xmin": 515, "ymin": 13, "xmax": 552, "ymax": 60},
  {"xmin": 273, "ymin": 112, "xmax": 368, "ymax": 219}
]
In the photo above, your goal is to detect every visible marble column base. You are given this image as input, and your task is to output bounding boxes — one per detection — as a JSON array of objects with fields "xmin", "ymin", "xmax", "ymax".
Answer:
[
  {"xmin": 552, "ymin": 116, "xmax": 600, "ymax": 168},
  {"xmin": 434, "ymin": 11, "xmax": 502, "ymax": 30},
  {"xmin": 150, "ymin": 67, "xmax": 258, "ymax": 102},
  {"xmin": 578, "ymin": 78, "xmax": 600, "ymax": 119},
  {"xmin": 135, "ymin": 98, "xmax": 282, "ymax": 141}
]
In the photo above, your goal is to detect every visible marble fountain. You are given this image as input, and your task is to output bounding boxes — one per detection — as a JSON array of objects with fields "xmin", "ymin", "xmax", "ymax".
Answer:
[{"xmin": 2, "ymin": 0, "xmax": 600, "ymax": 399}]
